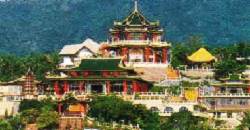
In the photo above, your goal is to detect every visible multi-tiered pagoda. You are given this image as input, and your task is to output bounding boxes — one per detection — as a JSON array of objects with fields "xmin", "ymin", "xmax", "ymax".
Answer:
[{"xmin": 101, "ymin": 1, "xmax": 171, "ymax": 67}]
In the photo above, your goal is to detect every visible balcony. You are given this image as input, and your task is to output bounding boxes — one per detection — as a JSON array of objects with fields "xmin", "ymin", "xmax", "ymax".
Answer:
[
  {"xmin": 180, "ymin": 68, "xmax": 214, "ymax": 79},
  {"xmin": 200, "ymin": 93, "xmax": 250, "ymax": 98},
  {"xmin": 126, "ymin": 62, "xmax": 168, "ymax": 67},
  {"xmin": 108, "ymin": 40, "xmax": 170, "ymax": 46},
  {"xmin": 210, "ymin": 104, "xmax": 250, "ymax": 111}
]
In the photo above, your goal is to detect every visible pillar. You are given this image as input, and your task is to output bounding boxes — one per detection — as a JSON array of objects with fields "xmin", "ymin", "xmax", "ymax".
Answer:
[
  {"xmin": 63, "ymin": 81, "xmax": 69, "ymax": 93},
  {"xmin": 141, "ymin": 83, "xmax": 148, "ymax": 92},
  {"xmin": 248, "ymin": 86, "xmax": 250, "ymax": 93},
  {"xmin": 144, "ymin": 47, "xmax": 150, "ymax": 62},
  {"xmin": 141, "ymin": 32, "xmax": 147, "ymax": 40},
  {"xmin": 125, "ymin": 32, "xmax": 130, "ymax": 40},
  {"xmin": 79, "ymin": 81, "xmax": 85, "ymax": 93},
  {"xmin": 58, "ymin": 103, "xmax": 62, "ymax": 114},
  {"xmin": 154, "ymin": 51, "xmax": 158, "ymax": 63},
  {"xmin": 132, "ymin": 81, "xmax": 138, "ymax": 93},
  {"xmin": 123, "ymin": 80, "xmax": 127, "ymax": 94},
  {"xmin": 152, "ymin": 33, "xmax": 157, "ymax": 41},
  {"xmin": 162, "ymin": 48, "xmax": 168, "ymax": 64},
  {"xmin": 144, "ymin": 83, "xmax": 148, "ymax": 92},
  {"xmin": 54, "ymin": 81, "xmax": 59, "ymax": 95},
  {"xmin": 122, "ymin": 47, "xmax": 128, "ymax": 62},
  {"xmin": 106, "ymin": 81, "xmax": 111, "ymax": 94}
]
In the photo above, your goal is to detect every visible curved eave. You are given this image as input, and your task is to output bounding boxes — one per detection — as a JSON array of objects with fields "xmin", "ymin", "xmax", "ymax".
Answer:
[
  {"xmin": 47, "ymin": 76, "xmax": 141, "ymax": 80},
  {"xmin": 187, "ymin": 57, "xmax": 215, "ymax": 63},
  {"xmin": 108, "ymin": 44, "xmax": 171, "ymax": 48}
]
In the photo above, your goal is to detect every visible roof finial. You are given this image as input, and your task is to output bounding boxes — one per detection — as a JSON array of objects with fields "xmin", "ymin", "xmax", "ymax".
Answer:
[{"xmin": 134, "ymin": 0, "xmax": 138, "ymax": 12}]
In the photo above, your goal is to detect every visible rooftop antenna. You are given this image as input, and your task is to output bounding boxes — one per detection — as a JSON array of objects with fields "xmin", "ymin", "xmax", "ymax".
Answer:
[{"xmin": 134, "ymin": 0, "xmax": 138, "ymax": 12}]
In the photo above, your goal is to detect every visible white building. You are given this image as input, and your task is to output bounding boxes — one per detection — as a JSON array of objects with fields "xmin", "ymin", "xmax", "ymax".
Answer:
[
  {"xmin": 0, "ymin": 83, "xmax": 22, "ymax": 117},
  {"xmin": 59, "ymin": 38, "xmax": 100, "ymax": 68}
]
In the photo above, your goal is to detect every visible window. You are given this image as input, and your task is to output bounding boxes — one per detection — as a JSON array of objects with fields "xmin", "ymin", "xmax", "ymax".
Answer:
[
  {"xmin": 164, "ymin": 107, "xmax": 173, "ymax": 113},
  {"xmin": 217, "ymin": 112, "xmax": 221, "ymax": 118},
  {"xmin": 111, "ymin": 83, "xmax": 123, "ymax": 93},
  {"xmin": 128, "ymin": 33, "xmax": 144, "ymax": 40},
  {"xmin": 227, "ymin": 113, "xmax": 232, "ymax": 118},
  {"xmin": 150, "ymin": 107, "xmax": 159, "ymax": 113},
  {"xmin": 179, "ymin": 106, "xmax": 188, "ymax": 112}
]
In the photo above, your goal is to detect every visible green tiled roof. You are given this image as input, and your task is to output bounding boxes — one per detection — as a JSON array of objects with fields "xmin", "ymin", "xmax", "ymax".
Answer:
[{"xmin": 75, "ymin": 58, "xmax": 124, "ymax": 71}]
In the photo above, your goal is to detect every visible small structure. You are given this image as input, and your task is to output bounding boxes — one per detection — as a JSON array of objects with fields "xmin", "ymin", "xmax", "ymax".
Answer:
[
  {"xmin": 47, "ymin": 58, "xmax": 151, "ymax": 96},
  {"xmin": 187, "ymin": 48, "xmax": 216, "ymax": 63},
  {"xmin": 0, "ymin": 82, "xmax": 22, "ymax": 117},
  {"xmin": 59, "ymin": 38, "xmax": 100, "ymax": 69},
  {"xmin": 156, "ymin": 67, "xmax": 181, "ymax": 87},
  {"xmin": 199, "ymin": 74, "xmax": 250, "ymax": 128},
  {"xmin": 57, "ymin": 94, "xmax": 88, "ymax": 130},
  {"xmin": 181, "ymin": 48, "xmax": 216, "ymax": 79},
  {"xmin": 101, "ymin": 1, "xmax": 171, "ymax": 67},
  {"xmin": 1, "ymin": 69, "xmax": 40, "ymax": 100},
  {"xmin": 58, "ymin": 102, "xmax": 87, "ymax": 130}
]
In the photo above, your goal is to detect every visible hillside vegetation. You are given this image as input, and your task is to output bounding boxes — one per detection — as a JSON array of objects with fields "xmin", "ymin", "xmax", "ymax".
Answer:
[{"xmin": 0, "ymin": 0, "xmax": 250, "ymax": 55}]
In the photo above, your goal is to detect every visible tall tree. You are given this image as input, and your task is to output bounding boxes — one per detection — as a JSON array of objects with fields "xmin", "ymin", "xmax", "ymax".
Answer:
[
  {"xmin": 0, "ymin": 119, "xmax": 12, "ymax": 130},
  {"xmin": 160, "ymin": 111, "xmax": 212, "ymax": 130},
  {"xmin": 88, "ymin": 95, "xmax": 160, "ymax": 130}
]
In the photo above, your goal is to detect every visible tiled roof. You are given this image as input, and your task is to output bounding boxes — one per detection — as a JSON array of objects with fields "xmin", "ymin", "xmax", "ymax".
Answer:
[
  {"xmin": 75, "ymin": 58, "xmax": 124, "ymax": 71},
  {"xmin": 59, "ymin": 38, "xmax": 99, "ymax": 55},
  {"xmin": 188, "ymin": 48, "xmax": 215, "ymax": 63}
]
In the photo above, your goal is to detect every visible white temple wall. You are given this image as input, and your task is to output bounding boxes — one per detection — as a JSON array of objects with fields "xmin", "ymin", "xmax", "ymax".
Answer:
[
  {"xmin": 62, "ymin": 56, "xmax": 74, "ymax": 65},
  {"xmin": 78, "ymin": 48, "xmax": 94, "ymax": 59}
]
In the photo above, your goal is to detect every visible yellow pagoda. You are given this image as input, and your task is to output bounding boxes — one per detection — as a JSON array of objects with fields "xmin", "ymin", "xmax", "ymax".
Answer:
[
  {"xmin": 181, "ymin": 48, "xmax": 216, "ymax": 79},
  {"xmin": 187, "ymin": 48, "xmax": 216, "ymax": 63}
]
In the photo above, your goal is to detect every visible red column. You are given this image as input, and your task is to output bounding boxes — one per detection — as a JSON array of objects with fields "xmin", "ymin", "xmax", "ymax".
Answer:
[
  {"xmin": 162, "ymin": 48, "xmax": 168, "ymax": 63},
  {"xmin": 247, "ymin": 86, "xmax": 250, "ymax": 93},
  {"xmin": 132, "ymin": 81, "xmax": 138, "ymax": 93},
  {"xmin": 54, "ymin": 81, "xmax": 59, "ymax": 95},
  {"xmin": 140, "ymin": 32, "xmax": 146, "ymax": 40},
  {"xmin": 125, "ymin": 32, "xmax": 130, "ymax": 40},
  {"xmin": 114, "ymin": 32, "xmax": 119, "ymax": 41},
  {"xmin": 153, "ymin": 33, "xmax": 157, "ymax": 41},
  {"xmin": 79, "ymin": 81, "xmax": 85, "ymax": 93},
  {"xmin": 144, "ymin": 83, "xmax": 148, "ymax": 92},
  {"xmin": 63, "ymin": 81, "xmax": 69, "ymax": 93},
  {"xmin": 144, "ymin": 47, "xmax": 150, "ymax": 62},
  {"xmin": 154, "ymin": 51, "xmax": 158, "ymax": 63},
  {"xmin": 122, "ymin": 48, "xmax": 128, "ymax": 62},
  {"xmin": 58, "ymin": 103, "xmax": 62, "ymax": 114},
  {"xmin": 123, "ymin": 80, "xmax": 127, "ymax": 94},
  {"xmin": 106, "ymin": 81, "xmax": 111, "ymax": 94}
]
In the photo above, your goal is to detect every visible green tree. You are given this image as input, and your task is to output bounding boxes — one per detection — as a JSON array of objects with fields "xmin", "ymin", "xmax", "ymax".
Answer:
[
  {"xmin": 0, "ymin": 119, "xmax": 12, "ymax": 130},
  {"xmin": 171, "ymin": 43, "xmax": 188, "ymax": 68},
  {"xmin": 19, "ymin": 99, "xmax": 44, "ymax": 112},
  {"xmin": 214, "ymin": 59, "xmax": 246, "ymax": 78},
  {"xmin": 0, "ymin": 53, "xmax": 59, "ymax": 82},
  {"xmin": 37, "ymin": 110, "xmax": 59, "ymax": 130},
  {"xmin": 19, "ymin": 98, "xmax": 57, "ymax": 112},
  {"xmin": 160, "ymin": 111, "xmax": 212, "ymax": 130},
  {"xmin": 171, "ymin": 36, "xmax": 205, "ymax": 68},
  {"xmin": 88, "ymin": 95, "xmax": 160, "ymax": 130},
  {"xmin": 20, "ymin": 109, "xmax": 40, "ymax": 124},
  {"xmin": 8, "ymin": 115, "xmax": 24, "ymax": 130}
]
